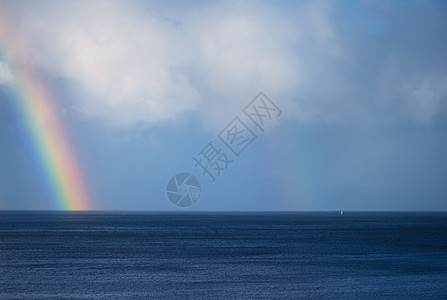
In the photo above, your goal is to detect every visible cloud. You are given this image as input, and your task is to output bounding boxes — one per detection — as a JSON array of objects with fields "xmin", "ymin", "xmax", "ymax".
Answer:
[
  {"xmin": 378, "ymin": 72, "xmax": 447, "ymax": 124},
  {"xmin": 1, "ymin": 0, "xmax": 336, "ymax": 128},
  {"xmin": 3, "ymin": 0, "xmax": 447, "ymax": 128},
  {"xmin": 0, "ymin": 61, "xmax": 14, "ymax": 85},
  {"xmin": 13, "ymin": 0, "xmax": 201, "ymax": 126}
]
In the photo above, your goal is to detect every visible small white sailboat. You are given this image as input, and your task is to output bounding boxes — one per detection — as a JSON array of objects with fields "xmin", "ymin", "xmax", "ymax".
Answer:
[{"xmin": 340, "ymin": 209, "xmax": 343, "ymax": 215}]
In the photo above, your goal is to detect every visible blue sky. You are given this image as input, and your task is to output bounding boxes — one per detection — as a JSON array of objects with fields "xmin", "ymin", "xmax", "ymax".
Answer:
[{"xmin": 0, "ymin": 0, "xmax": 446, "ymax": 210}]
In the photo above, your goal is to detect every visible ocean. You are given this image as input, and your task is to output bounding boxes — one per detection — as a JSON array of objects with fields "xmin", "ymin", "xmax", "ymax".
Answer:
[{"xmin": 0, "ymin": 211, "xmax": 446, "ymax": 299}]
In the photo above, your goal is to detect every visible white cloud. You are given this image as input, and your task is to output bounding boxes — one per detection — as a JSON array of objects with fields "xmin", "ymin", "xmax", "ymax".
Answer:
[
  {"xmin": 0, "ymin": 61, "xmax": 14, "ymax": 85},
  {"xmin": 6, "ymin": 0, "xmax": 332, "ymax": 128},
  {"xmin": 20, "ymin": 1, "xmax": 201, "ymax": 126},
  {"xmin": 4, "ymin": 0, "xmax": 447, "ymax": 128}
]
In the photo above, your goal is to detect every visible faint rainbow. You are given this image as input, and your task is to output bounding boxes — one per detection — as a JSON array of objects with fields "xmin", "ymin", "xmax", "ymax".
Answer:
[
  {"xmin": 0, "ymin": 4, "xmax": 92, "ymax": 210},
  {"xmin": 256, "ymin": 123, "xmax": 312, "ymax": 211}
]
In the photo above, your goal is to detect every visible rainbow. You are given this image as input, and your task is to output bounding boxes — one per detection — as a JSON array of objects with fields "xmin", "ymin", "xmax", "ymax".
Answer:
[{"xmin": 0, "ymin": 4, "xmax": 92, "ymax": 210}]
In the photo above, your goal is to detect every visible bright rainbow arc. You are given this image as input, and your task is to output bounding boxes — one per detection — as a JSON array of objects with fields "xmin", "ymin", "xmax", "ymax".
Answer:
[{"xmin": 0, "ymin": 4, "xmax": 92, "ymax": 210}]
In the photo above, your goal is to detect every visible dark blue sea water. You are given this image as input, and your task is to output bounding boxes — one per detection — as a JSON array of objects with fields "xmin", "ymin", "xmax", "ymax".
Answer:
[{"xmin": 0, "ymin": 212, "xmax": 446, "ymax": 299}]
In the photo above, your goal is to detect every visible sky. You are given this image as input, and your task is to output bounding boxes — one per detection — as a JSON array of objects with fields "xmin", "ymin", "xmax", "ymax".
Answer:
[{"xmin": 0, "ymin": 0, "xmax": 446, "ymax": 211}]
